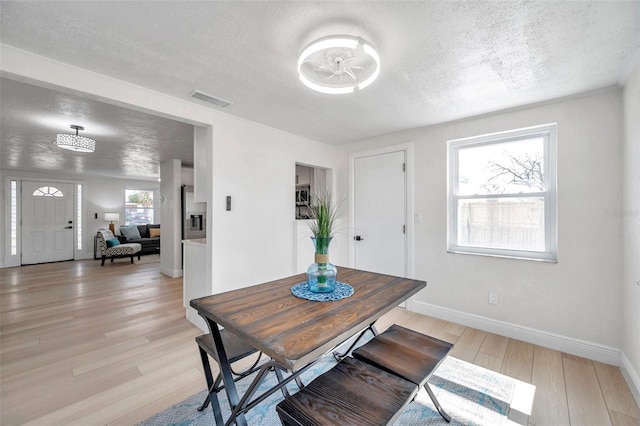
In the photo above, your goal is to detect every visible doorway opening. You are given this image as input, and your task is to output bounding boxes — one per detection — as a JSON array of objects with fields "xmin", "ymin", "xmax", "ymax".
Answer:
[
  {"xmin": 294, "ymin": 163, "xmax": 333, "ymax": 273},
  {"xmin": 295, "ymin": 163, "xmax": 329, "ymax": 220}
]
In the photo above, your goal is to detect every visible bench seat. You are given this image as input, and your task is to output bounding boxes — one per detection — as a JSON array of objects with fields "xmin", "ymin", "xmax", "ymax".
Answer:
[
  {"xmin": 276, "ymin": 356, "xmax": 418, "ymax": 426},
  {"xmin": 353, "ymin": 324, "xmax": 454, "ymax": 422}
]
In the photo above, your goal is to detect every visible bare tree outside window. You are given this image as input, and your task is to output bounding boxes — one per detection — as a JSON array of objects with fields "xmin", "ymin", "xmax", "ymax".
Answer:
[{"xmin": 484, "ymin": 151, "xmax": 544, "ymax": 193}]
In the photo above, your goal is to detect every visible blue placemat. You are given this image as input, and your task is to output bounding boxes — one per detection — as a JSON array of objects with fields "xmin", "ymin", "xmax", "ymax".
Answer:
[{"xmin": 291, "ymin": 282, "xmax": 354, "ymax": 301}]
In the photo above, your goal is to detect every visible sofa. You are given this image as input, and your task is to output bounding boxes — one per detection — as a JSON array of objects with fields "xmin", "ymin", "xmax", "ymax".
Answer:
[{"xmin": 119, "ymin": 224, "xmax": 161, "ymax": 255}]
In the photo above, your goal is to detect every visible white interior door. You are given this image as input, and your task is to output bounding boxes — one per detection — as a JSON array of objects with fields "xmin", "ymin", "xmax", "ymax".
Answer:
[
  {"xmin": 353, "ymin": 150, "xmax": 406, "ymax": 276},
  {"xmin": 21, "ymin": 181, "xmax": 74, "ymax": 265}
]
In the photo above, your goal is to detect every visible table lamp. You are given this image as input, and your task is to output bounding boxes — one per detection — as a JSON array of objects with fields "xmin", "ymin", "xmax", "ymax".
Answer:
[{"xmin": 104, "ymin": 212, "xmax": 120, "ymax": 234}]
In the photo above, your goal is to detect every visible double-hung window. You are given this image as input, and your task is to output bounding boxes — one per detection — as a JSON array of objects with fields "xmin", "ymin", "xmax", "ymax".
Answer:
[{"xmin": 447, "ymin": 124, "xmax": 557, "ymax": 261}]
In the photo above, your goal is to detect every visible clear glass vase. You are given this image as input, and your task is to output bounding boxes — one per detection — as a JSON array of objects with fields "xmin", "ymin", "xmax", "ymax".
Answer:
[{"xmin": 307, "ymin": 237, "xmax": 337, "ymax": 293}]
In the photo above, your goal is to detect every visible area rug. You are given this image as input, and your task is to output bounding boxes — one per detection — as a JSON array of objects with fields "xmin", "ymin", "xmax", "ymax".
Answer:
[{"xmin": 139, "ymin": 354, "xmax": 531, "ymax": 426}]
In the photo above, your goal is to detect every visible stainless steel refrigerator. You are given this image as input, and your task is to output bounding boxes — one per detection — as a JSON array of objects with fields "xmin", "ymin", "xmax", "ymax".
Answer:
[{"xmin": 181, "ymin": 185, "xmax": 206, "ymax": 240}]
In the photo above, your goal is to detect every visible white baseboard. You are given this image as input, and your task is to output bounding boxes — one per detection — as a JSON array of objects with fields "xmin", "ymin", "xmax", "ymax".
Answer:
[
  {"xmin": 159, "ymin": 265, "xmax": 183, "ymax": 278},
  {"xmin": 621, "ymin": 352, "xmax": 640, "ymax": 409},
  {"xmin": 186, "ymin": 308, "xmax": 208, "ymax": 333},
  {"xmin": 411, "ymin": 301, "xmax": 621, "ymax": 366}
]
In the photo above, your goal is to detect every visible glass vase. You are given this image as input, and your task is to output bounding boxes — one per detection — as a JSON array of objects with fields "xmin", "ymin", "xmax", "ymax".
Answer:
[{"xmin": 307, "ymin": 237, "xmax": 337, "ymax": 293}]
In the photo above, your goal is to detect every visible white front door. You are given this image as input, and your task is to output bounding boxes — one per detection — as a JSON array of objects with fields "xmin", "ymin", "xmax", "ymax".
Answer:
[
  {"xmin": 21, "ymin": 181, "xmax": 75, "ymax": 265},
  {"xmin": 353, "ymin": 150, "xmax": 406, "ymax": 276}
]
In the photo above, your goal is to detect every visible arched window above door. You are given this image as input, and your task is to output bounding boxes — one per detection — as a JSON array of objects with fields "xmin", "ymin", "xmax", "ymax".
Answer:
[{"xmin": 32, "ymin": 186, "xmax": 64, "ymax": 197}]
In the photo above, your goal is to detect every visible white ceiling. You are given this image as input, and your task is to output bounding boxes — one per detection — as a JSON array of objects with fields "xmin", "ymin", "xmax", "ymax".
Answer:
[{"xmin": 1, "ymin": 1, "xmax": 638, "ymax": 180}]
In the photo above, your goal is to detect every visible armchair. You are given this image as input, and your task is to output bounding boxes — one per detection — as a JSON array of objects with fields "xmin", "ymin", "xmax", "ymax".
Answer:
[{"xmin": 96, "ymin": 229, "xmax": 142, "ymax": 266}]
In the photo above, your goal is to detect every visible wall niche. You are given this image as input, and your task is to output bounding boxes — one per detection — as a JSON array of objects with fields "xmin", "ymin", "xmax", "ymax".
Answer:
[{"xmin": 295, "ymin": 163, "xmax": 328, "ymax": 220}]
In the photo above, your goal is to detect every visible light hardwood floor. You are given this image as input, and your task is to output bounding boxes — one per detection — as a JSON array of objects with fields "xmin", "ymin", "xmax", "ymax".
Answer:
[{"xmin": 1, "ymin": 258, "xmax": 639, "ymax": 425}]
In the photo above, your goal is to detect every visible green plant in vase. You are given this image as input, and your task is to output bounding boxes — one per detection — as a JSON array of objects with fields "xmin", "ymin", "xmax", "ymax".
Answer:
[{"xmin": 307, "ymin": 191, "xmax": 339, "ymax": 293}]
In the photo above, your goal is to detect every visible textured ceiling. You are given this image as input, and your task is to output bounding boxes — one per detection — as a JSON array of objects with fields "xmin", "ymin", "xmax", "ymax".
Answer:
[
  {"xmin": 0, "ymin": 1, "xmax": 638, "ymax": 180},
  {"xmin": 0, "ymin": 78, "xmax": 194, "ymax": 181}
]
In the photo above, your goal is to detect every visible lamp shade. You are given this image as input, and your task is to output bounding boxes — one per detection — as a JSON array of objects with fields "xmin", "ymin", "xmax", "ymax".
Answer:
[
  {"xmin": 55, "ymin": 125, "xmax": 96, "ymax": 152},
  {"xmin": 104, "ymin": 212, "xmax": 120, "ymax": 222},
  {"xmin": 55, "ymin": 134, "xmax": 96, "ymax": 152}
]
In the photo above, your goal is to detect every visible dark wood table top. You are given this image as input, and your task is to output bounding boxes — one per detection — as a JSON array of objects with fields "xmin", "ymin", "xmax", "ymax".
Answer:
[{"xmin": 190, "ymin": 267, "xmax": 426, "ymax": 371}]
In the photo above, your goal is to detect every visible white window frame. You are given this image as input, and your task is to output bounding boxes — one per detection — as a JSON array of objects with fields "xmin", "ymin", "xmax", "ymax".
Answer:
[
  {"xmin": 124, "ymin": 188, "xmax": 156, "ymax": 226},
  {"xmin": 447, "ymin": 124, "xmax": 557, "ymax": 262}
]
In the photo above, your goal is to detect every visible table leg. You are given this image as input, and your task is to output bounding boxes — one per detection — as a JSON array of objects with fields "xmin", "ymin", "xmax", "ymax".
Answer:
[
  {"xmin": 333, "ymin": 322, "xmax": 378, "ymax": 362},
  {"xmin": 200, "ymin": 317, "xmax": 373, "ymax": 424},
  {"xmin": 196, "ymin": 345, "xmax": 224, "ymax": 425},
  {"xmin": 230, "ymin": 357, "xmax": 319, "ymax": 418},
  {"xmin": 204, "ymin": 317, "xmax": 248, "ymax": 426}
]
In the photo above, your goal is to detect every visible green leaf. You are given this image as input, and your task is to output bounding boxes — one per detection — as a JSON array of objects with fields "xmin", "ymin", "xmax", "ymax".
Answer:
[{"xmin": 308, "ymin": 190, "xmax": 341, "ymax": 239}]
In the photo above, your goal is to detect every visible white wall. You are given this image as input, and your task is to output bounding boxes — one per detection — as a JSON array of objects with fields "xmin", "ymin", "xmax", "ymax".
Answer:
[
  {"xmin": 622, "ymin": 61, "xmax": 640, "ymax": 403},
  {"xmin": 0, "ymin": 169, "xmax": 159, "ymax": 266},
  {"xmin": 336, "ymin": 89, "xmax": 624, "ymax": 355},
  {"xmin": 181, "ymin": 167, "xmax": 194, "ymax": 186},
  {"xmin": 208, "ymin": 115, "xmax": 337, "ymax": 293}
]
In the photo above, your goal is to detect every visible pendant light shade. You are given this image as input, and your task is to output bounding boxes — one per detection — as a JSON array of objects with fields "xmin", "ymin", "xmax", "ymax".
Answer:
[{"xmin": 55, "ymin": 125, "xmax": 96, "ymax": 152}]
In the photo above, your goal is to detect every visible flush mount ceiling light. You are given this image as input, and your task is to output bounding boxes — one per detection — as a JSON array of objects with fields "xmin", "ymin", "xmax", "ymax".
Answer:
[
  {"xmin": 55, "ymin": 124, "xmax": 96, "ymax": 152},
  {"xmin": 297, "ymin": 35, "xmax": 380, "ymax": 95}
]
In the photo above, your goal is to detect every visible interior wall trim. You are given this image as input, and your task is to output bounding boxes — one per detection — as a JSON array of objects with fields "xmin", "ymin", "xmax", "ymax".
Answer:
[
  {"xmin": 411, "ymin": 301, "xmax": 621, "ymax": 366},
  {"xmin": 159, "ymin": 265, "xmax": 183, "ymax": 279},
  {"xmin": 621, "ymin": 352, "xmax": 640, "ymax": 409}
]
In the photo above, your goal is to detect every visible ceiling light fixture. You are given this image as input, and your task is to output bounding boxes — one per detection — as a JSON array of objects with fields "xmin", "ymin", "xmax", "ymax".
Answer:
[
  {"xmin": 297, "ymin": 35, "xmax": 380, "ymax": 95},
  {"xmin": 55, "ymin": 125, "xmax": 96, "ymax": 152}
]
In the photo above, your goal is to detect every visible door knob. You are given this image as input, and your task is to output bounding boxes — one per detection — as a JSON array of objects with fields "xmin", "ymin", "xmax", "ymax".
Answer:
[
  {"xmin": 354, "ymin": 235, "xmax": 364, "ymax": 241},
  {"xmin": 65, "ymin": 226, "xmax": 73, "ymax": 229}
]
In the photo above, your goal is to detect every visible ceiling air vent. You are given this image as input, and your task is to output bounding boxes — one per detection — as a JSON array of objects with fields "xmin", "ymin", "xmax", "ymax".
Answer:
[{"xmin": 190, "ymin": 90, "xmax": 232, "ymax": 108}]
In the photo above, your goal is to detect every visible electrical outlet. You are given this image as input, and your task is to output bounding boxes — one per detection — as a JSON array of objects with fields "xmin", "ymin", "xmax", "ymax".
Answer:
[{"xmin": 488, "ymin": 292, "xmax": 498, "ymax": 305}]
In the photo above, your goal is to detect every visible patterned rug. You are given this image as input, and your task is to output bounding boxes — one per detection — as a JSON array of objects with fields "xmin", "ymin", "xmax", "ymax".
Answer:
[{"xmin": 138, "ymin": 353, "xmax": 532, "ymax": 426}]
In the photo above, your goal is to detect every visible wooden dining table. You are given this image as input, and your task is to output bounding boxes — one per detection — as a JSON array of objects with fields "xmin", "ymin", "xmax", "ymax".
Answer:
[{"xmin": 190, "ymin": 266, "xmax": 426, "ymax": 426}]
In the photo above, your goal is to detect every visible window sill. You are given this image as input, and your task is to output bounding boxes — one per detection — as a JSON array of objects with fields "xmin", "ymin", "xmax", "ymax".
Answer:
[{"xmin": 447, "ymin": 249, "xmax": 558, "ymax": 263}]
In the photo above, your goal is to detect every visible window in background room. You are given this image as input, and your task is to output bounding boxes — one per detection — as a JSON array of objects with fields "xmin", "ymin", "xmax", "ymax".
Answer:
[
  {"xmin": 10, "ymin": 180, "xmax": 17, "ymax": 255},
  {"xmin": 447, "ymin": 124, "xmax": 557, "ymax": 261},
  {"xmin": 77, "ymin": 184, "xmax": 83, "ymax": 250},
  {"xmin": 125, "ymin": 189, "xmax": 154, "ymax": 225}
]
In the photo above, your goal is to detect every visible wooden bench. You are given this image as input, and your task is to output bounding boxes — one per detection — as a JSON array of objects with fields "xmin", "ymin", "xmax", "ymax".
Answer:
[
  {"xmin": 276, "ymin": 356, "xmax": 418, "ymax": 426},
  {"xmin": 195, "ymin": 331, "xmax": 261, "ymax": 425},
  {"xmin": 352, "ymin": 323, "xmax": 454, "ymax": 422}
]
